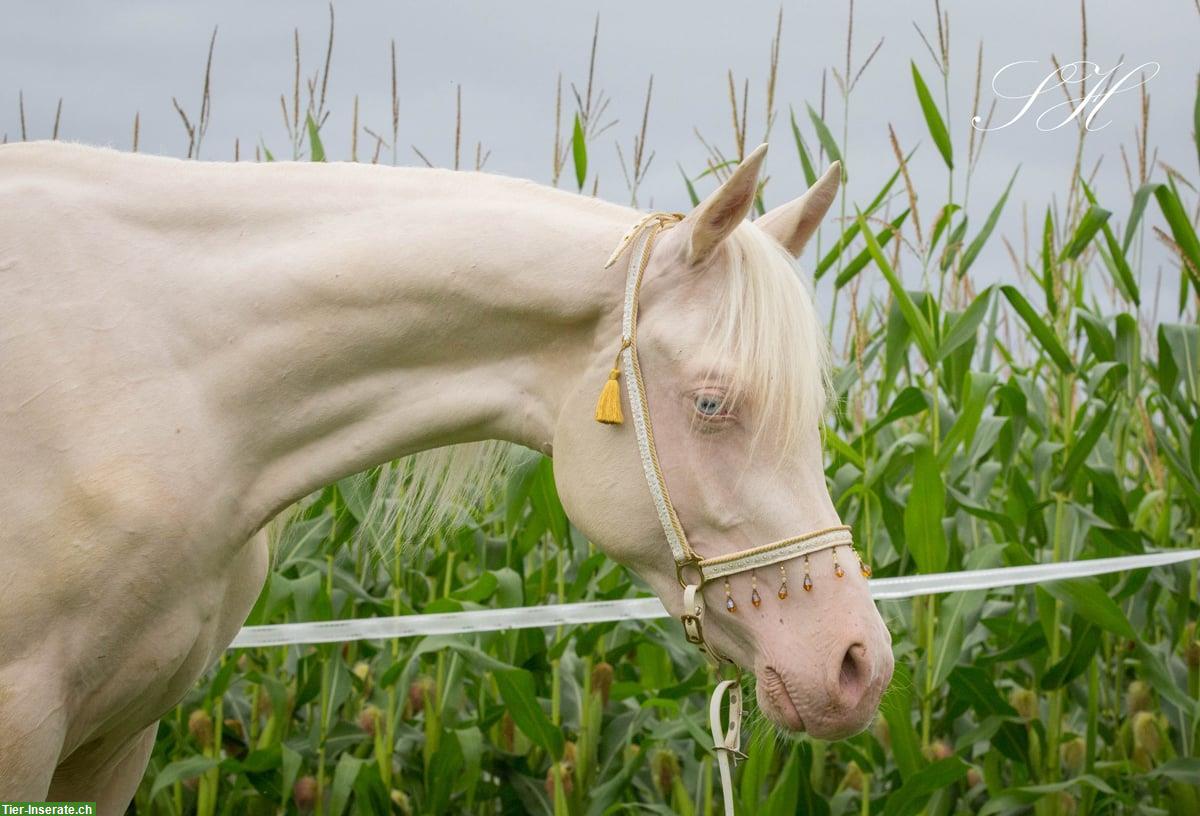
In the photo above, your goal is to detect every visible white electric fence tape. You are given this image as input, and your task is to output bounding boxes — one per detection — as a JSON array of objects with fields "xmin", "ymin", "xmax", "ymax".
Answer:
[{"xmin": 229, "ymin": 549, "xmax": 1200, "ymax": 649}]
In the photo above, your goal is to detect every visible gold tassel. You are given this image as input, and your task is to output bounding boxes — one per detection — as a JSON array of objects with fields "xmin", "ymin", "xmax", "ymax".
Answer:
[{"xmin": 594, "ymin": 368, "xmax": 624, "ymax": 424}]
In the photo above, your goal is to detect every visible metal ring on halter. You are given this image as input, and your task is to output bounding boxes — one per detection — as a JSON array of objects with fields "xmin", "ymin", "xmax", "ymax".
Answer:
[{"xmin": 675, "ymin": 557, "xmax": 705, "ymax": 589}]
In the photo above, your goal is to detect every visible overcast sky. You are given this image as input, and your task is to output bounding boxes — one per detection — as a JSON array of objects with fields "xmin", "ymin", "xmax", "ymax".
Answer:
[{"xmin": 3, "ymin": 1, "xmax": 1197, "ymax": 322}]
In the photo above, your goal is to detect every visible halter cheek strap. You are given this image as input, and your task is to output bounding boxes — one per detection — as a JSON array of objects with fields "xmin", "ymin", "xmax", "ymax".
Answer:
[{"xmin": 596, "ymin": 213, "xmax": 862, "ymax": 816}]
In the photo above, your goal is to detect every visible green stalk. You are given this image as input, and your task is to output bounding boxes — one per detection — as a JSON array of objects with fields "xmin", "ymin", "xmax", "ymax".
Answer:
[
  {"xmin": 922, "ymin": 594, "xmax": 937, "ymax": 748},
  {"xmin": 1190, "ymin": 534, "xmax": 1200, "ymax": 756},
  {"xmin": 540, "ymin": 538, "xmax": 550, "ymax": 600},
  {"xmin": 249, "ymin": 681, "xmax": 261, "ymax": 745},
  {"xmin": 315, "ymin": 554, "xmax": 334, "ymax": 816},
  {"xmin": 208, "ymin": 691, "xmax": 224, "ymax": 816},
  {"xmin": 551, "ymin": 547, "xmax": 565, "ymax": 727},
  {"xmin": 380, "ymin": 545, "xmax": 403, "ymax": 789},
  {"xmin": 702, "ymin": 756, "xmax": 713, "ymax": 816},
  {"xmin": 1042, "ymin": 295, "xmax": 1077, "ymax": 812},
  {"xmin": 1081, "ymin": 659, "xmax": 1099, "ymax": 813},
  {"xmin": 1046, "ymin": 494, "xmax": 1067, "ymax": 782},
  {"xmin": 174, "ymin": 706, "xmax": 184, "ymax": 815},
  {"xmin": 576, "ymin": 656, "xmax": 594, "ymax": 796},
  {"xmin": 196, "ymin": 766, "xmax": 210, "ymax": 816},
  {"xmin": 433, "ymin": 545, "xmax": 455, "ymax": 743},
  {"xmin": 921, "ymin": 354, "xmax": 942, "ymax": 751},
  {"xmin": 811, "ymin": 740, "xmax": 827, "ymax": 791},
  {"xmin": 552, "ymin": 763, "xmax": 568, "ymax": 816}
]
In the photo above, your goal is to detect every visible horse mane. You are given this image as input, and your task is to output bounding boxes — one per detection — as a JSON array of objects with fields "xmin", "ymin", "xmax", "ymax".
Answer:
[
  {"xmin": 352, "ymin": 212, "xmax": 831, "ymax": 550},
  {"xmin": 359, "ymin": 440, "xmax": 515, "ymax": 549}
]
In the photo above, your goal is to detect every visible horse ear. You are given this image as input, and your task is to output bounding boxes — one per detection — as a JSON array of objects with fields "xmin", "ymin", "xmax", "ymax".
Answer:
[
  {"xmin": 756, "ymin": 162, "xmax": 841, "ymax": 257},
  {"xmin": 681, "ymin": 143, "xmax": 768, "ymax": 267}
]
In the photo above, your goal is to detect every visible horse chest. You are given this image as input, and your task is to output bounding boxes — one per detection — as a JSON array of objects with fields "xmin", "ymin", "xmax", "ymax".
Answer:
[
  {"xmin": 2, "ymin": 253, "xmax": 271, "ymax": 755},
  {"xmin": 65, "ymin": 531, "xmax": 267, "ymax": 757},
  {"xmin": 0, "ymin": 453, "xmax": 269, "ymax": 756}
]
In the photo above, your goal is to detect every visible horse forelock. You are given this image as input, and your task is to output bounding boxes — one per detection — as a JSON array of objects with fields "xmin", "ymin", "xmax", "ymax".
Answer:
[{"xmin": 696, "ymin": 220, "xmax": 832, "ymax": 460}]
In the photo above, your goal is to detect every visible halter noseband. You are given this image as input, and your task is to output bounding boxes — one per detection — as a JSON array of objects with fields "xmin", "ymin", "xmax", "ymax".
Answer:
[{"xmin": 594, "ymin": 212, "xmax": 865, "ymax": 815}]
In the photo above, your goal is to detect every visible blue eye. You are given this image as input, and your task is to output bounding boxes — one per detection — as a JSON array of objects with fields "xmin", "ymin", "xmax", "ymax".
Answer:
[{"xmin": 695, "ymin": 394, "xmax": 725, "ymax": 417}]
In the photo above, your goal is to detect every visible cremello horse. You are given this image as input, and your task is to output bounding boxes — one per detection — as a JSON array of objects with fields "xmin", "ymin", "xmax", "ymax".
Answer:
[{"xmin": 0, "ymin": 140, "xmax": 892, "ymax": 809}]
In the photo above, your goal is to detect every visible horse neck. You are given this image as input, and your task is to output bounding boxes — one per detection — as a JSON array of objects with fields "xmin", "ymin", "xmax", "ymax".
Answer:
[{"xmin": 180, "ymin": 163, "xmax": 636, "ymax": 532}]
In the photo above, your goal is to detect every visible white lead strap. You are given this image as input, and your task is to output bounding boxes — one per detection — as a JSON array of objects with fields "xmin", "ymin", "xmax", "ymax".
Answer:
[{"xmin": 710, "ymin": 679, "xmax": 745, "ymax": 816}]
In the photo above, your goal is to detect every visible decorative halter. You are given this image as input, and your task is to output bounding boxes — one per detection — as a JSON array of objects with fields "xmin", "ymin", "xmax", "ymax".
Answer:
[{"xmin": 594, "ymin": 212, "xmax": 869, "ymax": 816}]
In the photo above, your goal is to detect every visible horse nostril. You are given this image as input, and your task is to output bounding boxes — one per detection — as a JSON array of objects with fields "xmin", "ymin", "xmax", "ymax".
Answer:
[{"xmin": 838, "ymin": 643, "xmax": 869, "ymax": 703}]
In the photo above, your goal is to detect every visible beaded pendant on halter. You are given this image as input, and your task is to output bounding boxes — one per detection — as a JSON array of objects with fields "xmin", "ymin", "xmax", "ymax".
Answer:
[{"xmin": 721, "ymin": 547, "xmax": 873, "ymax": 610}]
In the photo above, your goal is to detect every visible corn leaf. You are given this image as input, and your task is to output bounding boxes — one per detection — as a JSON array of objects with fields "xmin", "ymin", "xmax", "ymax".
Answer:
[
  {"xmin": 149, "ymin": 757, "xmax": 222, "ymax": 800},
  {"xmin": 859, "ymin": 211, "xmax": 937, "ymax": 364},
  {"xmin": 867, "ymin": 386, "xmax": 929, "ymax": 437},
  {"xmin": 1078, "ymin": 181, "xmax": 1140, "ymax": 303},
  {"xmin": 1122, "ymin": 182, "xmax": 1157, "ymax": 253},
  {"xmin": 1059, "ymin": 205, "xmax": 1111, "ymax": 261},
  {"xmin": 879, "ymin": 662, "xmax": 923, "ymax": 779},
  {"xmin": 571, "ymin": 113, "xmax": 587, "ymax": 191},
  {"xmin": 1043, "ymin": 578, "xmax": 1136, "ymax": 640},
  {"xmin": 1042, "ymin": 208, "xmax": 1057, "ymax": 314},
  {"xmin": 904, "ymin": 441, "xmax": 947, "ymax": 574},
  {"xmin": 939, "ymin": 371, "xmax": 998, "ymax": 465},
  {"xmin": 940, "ymin": 216, "xmax": 969, "ymax": 272},
  {"xmin": 1150, "ymin": 758, "xmax": 1200, "ymax": 786},
  {"xmin": 494, "ymin": 668, "xmax": 564, "ymax": 760},
  {"xmin": 306, "ymin": 114, "xmax": 325, "ymax": 162},
  {"xmin": 911, "ymin": 61, "xmax": 953, "ymax": 169},
  {"xmin": 789, "ymin": 107, "xmax": 817, "ymax": 187},
  {"xmin": 328, "ymin": 754, "xmax": 364, "ymax": 816},
  {"xmin": 881, "ymin": 757, "xmax": 968, "ymax": 816},
  {"xmin": 1195, "ymin": 71, "xmax": 1200, "ymax": 174},
  {"xmin": 1041, "ymin": 624, "xmax": 1101, "ymax": 690},
  {"xmin": 938, "ymin": 286, "xmax": 995, "ymax": 362},
  {"xmin": 806, "ymin": 103, "xmax": 844, "ymax": 174},
  {"xmin": 678, "ymin": 164, "xmax": 700, "ymax": 207},
  {"xmin": 835, "ymin": 209, "xmax": 910, "ymax": 288},
  {"xmin": 928, "ymin": 203, "xmax": 962, "ymax": 260},
  {"xmin": 1000, "ymin": 285, "xmax": 1074, "ymax": 373},
  {"xmin": 1154, "ymin": 182, "xmax": 1200, "ymax": 288},
  {"xmin": 815, "ymin": 161, "xmax": 907, "ymax": 279},
  {"xmin": 1054, "ymin": 402, "xmax": 1115, "ymax": 490},
  {"xmin": 959, "ymin": 167, "xmax": 1018, "ymax": 276}
]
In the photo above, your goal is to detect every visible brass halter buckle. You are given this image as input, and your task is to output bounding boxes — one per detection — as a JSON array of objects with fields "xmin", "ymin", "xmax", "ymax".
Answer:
[
  {"xmin": 677, "ymin": 559, "xmax": 707, "ymax": 646},
  {"xmin": 680, "ymin": 609, "xmax": 705, "ymax": 646}
]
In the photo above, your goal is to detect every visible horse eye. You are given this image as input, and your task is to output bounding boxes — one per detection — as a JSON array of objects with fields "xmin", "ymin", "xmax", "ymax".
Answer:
[{"xmin": 694, "ymin": 394, "xmax": 725, "ymax": 417}]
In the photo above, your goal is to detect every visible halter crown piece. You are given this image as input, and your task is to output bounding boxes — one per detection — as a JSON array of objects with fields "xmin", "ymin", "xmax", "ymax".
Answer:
[{"xmin": 595, "ymin": 212, "xmax": 863, "ymax": 816}]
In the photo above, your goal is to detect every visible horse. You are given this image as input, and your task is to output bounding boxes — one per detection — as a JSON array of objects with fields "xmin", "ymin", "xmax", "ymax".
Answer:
[{"xmin": 0, "ymin": 140, "xmax": 892, "ymax": 809}]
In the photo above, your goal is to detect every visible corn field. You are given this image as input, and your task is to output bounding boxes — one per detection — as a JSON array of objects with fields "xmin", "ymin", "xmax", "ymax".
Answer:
[{"xmin": 11, "ymin": 3, "xmax": 1197, "ymax": 815}]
